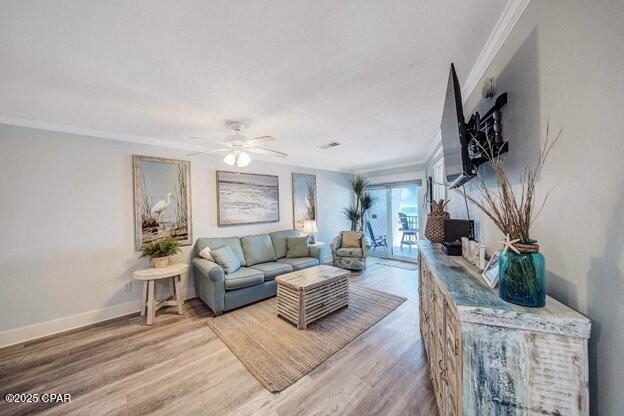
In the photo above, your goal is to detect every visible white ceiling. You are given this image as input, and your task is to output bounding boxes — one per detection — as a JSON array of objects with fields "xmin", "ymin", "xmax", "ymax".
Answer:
[{"xmin": 0, "ymin": 0, "xmax": 509, "ymax": 172}]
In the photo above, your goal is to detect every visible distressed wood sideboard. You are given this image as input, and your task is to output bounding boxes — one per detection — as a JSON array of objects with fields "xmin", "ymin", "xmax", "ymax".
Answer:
[{"xmin": 417, "ymin": 240, "xmax": 591, "ymax": 416}]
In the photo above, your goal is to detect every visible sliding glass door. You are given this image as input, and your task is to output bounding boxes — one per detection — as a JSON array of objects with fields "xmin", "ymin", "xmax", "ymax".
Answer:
[
  {"xmin": 366, "ymin": 183, "xmax": 420, "ymax": 261},
  {"xmin": 390, "ymin": 185, "xmax": 419, "ymax": 259},
  {"xmin": 365, "ymin": 188, "xmax": 389, "ymax": 255}
]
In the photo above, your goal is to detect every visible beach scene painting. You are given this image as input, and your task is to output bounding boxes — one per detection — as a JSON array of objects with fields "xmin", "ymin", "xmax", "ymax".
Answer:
[
  {"xmin": 292, "ymin": 173, "xmax": 317, "ymax": 232},
  {"xmin": 133, "ymin": 156, "xmax": 192, "ymax": 250},
  {"xmin": 217, "ymin": 171, "xmax": 279, "ymax": 226}
]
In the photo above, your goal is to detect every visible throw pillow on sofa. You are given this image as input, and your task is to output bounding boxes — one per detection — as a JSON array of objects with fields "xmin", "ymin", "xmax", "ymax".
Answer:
[
  {"xmin": 269, "ymin": 229, "xmax": 301, "ymax": 258},
  {"xmin": 286, "ymin": 237, "xmax": 310, "ymax": 258},
  {"xmin": 241, "ymin": 234, "xmax": 278, "ymax": 265},
  {"xmin": 211, "ymin": 245, "xmax": 242, "ymax": 274},
  {"xmin": 198, "ymin": 246, "xmax": 215, "ymax": 261},
  {"xmin": 341, "ymin": 231, "xmax": 362, "ymax": 248}
]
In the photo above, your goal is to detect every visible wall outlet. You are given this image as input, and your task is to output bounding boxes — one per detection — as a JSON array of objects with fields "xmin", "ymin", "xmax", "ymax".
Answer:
[{"xmin": 122, "ymin": 281, "xmax": 132, "ymax": 292}]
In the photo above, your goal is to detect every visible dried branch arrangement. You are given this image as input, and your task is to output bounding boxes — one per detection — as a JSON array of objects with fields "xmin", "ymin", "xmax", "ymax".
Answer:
[{"xmin": 455, "ymin": 123, "xmax": 561, "ymax": 242}]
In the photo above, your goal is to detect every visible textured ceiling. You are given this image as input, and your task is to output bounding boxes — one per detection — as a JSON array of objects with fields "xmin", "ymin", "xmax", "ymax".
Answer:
[{"xmin": 0, "ymin": 0, "xmax": 508, "ymax": 171}]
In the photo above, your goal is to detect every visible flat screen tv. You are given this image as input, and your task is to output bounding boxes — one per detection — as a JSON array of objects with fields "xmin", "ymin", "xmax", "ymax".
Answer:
[
  {"xmin": 441, "ymin": 63, "xmax": 469, "ymax": 188},
  {"xmin": 440, "ymin": 63, "xmax": 508, "ymax": 189}
]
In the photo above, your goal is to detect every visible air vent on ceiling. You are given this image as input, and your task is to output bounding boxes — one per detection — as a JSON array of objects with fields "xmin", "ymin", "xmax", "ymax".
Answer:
[{"xmin": 319, "ymin": 141, "xmax": 342, "ymax": 149}]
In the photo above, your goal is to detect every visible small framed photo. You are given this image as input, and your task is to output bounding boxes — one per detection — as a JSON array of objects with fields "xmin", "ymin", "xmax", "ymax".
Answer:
[{"xmin": 481, "ymin": 251, "xmax": 500, "ymax": 288}]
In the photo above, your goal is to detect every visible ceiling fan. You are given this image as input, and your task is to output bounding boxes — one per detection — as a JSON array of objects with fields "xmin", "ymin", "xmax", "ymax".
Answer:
[{"xmin": 187, "ymin": 121, "xmax": 287, "ymax": 167}]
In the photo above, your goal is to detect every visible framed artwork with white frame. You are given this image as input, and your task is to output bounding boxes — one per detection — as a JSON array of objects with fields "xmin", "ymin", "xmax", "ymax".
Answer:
[
  {"xmin": 481, "ymin": 251, "xmax": 501, "ymax": 288},
  {"xmin": 133, "ymin": 155, "xmax": 192, "ymax": 250}
]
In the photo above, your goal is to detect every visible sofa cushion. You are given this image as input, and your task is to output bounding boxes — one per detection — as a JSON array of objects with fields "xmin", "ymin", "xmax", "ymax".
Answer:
[
  {"xmin": 195, "ymin": 237, "xmax": 246, "ymax": 266},
  {"xmin": 277, "ymin": 257, "xmax": 320, "ymax": 270},
  {"xmin": 250, "ymin": 262, "xmax": 294, "ymax": 280},
  {"xmin": 224, "ymin": 267, "xmax": 264, "ymax": 291},
  {"xmin": 211, "ymin": 245, "xmax": 242, "ymax": 274},
  {"xmin": 341, "ymin": 231, "xmax": 362, "ymax": 248},
  {"xmin": 269, "ymin": 229, "xmax": 302, "ymax": 258},
  {"xmin": 241, "ymin": 234, "xmax": 278, "ymax": 266},
  {"xmin": 286, "ymin": 237, "xmax": 310, "ymax": 258},
  {"xmin": 336, "ymin": 247, "xmax": 363, "ymax": 257}
]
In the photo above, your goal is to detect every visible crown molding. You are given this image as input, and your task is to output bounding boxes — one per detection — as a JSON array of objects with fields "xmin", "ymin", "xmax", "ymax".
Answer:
[
  {"xmin": 427, "ymin": 130, "xmax": 442, "ymax": 160},
  {"xmin": 430, "ymin": 139, "xmax": 443, "ymax": 162},
  {"xmin": 0, "ymin": 113, "xmax": 206, "ymax": 152},
  {"xmin": 461, "ymin": 0, "xmax": 531, "ymax": 101},
  {"xmin": 0, "ymin": 114, "xmax": 356, "ymax": 174},
  {"xmin": 425, "ymin": 0, "xmax": 531, "ymax": 164},
  {"xmin": 351, "ymin": 158, "xmax": 428, "ymax": 175}
]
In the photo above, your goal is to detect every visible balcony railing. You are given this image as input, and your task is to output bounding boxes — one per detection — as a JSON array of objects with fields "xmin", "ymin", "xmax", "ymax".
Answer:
[{"xmin": 398, "ymin": 215, "xmax": 418, "ymax": 231}]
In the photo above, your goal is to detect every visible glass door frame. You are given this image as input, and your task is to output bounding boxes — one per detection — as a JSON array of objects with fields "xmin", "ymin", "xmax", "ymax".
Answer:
[{"xmin": 367, "ymin": 184, "xmax": 419, "ymax": 263}]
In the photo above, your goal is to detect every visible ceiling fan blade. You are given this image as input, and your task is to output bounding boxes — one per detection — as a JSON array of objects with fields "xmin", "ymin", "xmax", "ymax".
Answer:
[
  {"xmin": 204, "ymin": 148, "xmax": 232, "ymax": 153},
  {"xmin": 216, "ymin": 142, "xmax": 234, "ymax": 147},
  {"xmin": 187, "ymin": 148, "xmax": 231, "ymax": 156},
  {"xmin": 246, "ymin": 147, "xmax": 288, "ymax": 158},
  {"xmin": 192, "ymin": 138, "xmax": 234, "ymax": 148},
  {"xmin": 242, "ymin": 135, "xmax": 276, "ymax": 148},
  {"xmin": 190, "ymin": 136, "xmax": 231, "ymax": 143}
]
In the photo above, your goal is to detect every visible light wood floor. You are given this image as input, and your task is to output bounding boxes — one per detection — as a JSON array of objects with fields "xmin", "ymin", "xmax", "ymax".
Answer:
[
  {"xmin": 0, "ymin": 260, "xmax": 437, "ymax": 416},
  {"xmin": 370, "ymin": 246, "xmax": 420, "ymax": 260}
]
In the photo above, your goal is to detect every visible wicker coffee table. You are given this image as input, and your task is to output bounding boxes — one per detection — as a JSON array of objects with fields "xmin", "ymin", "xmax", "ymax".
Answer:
[{"xmin": 276, "ymin": 265, "xmax": 350, "ymax": 329}]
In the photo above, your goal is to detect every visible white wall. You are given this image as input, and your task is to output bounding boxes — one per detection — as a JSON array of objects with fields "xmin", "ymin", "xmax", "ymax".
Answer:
[
  {"xmin": 426, "ymin": 1, "xmax": 624, "ymax": 414},
  {"xmin": 0, "ymin": 124, "xmax": 352, "ymax": 346}
]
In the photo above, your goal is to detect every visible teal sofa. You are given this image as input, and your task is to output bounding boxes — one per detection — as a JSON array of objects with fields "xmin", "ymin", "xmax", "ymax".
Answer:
[{"xmin": 192, "ymin": 230, "xmax": 327, "ymax": 315}]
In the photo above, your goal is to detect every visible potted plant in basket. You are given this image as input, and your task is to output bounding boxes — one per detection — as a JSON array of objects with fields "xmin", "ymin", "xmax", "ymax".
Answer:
[
  {"xmin": 140, "ymin": 237, "xmax": 182, "ymax": 268},
  {"xmin": 456, "ymin": 124, "xmax": 561, "ymax": 308}
]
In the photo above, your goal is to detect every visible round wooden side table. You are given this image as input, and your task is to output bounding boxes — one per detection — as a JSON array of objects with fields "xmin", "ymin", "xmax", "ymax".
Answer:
[{"xmin": 133, "ymin": 263, "xmax": 189, "ymax": 325}]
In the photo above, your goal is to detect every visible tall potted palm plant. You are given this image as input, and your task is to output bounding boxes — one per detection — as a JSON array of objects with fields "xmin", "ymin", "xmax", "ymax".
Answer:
[{"xmin": 343, "ymin": 176, "xmax": 376, "ymax": 232}]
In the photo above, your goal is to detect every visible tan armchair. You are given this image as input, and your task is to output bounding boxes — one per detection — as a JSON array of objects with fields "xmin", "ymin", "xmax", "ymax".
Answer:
[{"xmin": 330, "ymin": 231, "xmax": 367, "ymax": 270}]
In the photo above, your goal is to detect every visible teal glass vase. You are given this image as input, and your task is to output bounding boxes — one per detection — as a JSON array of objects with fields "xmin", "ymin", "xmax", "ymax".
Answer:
[{"xmin": 498, "ymin": 242, "xmax": 546, "ymax": 308}]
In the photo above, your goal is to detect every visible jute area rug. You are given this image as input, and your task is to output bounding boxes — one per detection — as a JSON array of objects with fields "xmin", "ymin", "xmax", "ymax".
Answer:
[{"xmin": 206, "ymin": 284, "xmax": 406, "ymax": 392}]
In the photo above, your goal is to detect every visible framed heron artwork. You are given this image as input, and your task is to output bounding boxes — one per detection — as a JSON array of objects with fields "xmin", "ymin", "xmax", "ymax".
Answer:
[{"xmin": 133, "ymin": 156, "xmax": 192, "ymax": 250}]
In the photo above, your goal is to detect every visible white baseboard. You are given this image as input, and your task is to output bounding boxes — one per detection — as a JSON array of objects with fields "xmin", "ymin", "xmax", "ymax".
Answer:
[{"xmin": 0, "ymin": 300, "xmax": 143, "ymax": 348}]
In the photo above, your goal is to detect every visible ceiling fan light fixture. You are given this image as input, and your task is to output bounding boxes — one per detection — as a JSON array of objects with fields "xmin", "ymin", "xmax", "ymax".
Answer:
[
  {"xmin": 191, "ymin": 121, "xmax": 283, "ymax": 164},
  {"xmin": 223, "ymin": 152, "xmax": 236, "ymax": 166},
  {"xmin": 236, "ymin": 151, "xmax": 251, "ymax": 167}
]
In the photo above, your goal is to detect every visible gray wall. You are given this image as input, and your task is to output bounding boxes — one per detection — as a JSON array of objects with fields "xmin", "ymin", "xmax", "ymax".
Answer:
[
  {"xmin": 0, "ymin": 124, "xmax": 352, "ymax": 340},
  {"xmin": 426, "ymin": 1, "xmax": 624, "ymax": 414}
]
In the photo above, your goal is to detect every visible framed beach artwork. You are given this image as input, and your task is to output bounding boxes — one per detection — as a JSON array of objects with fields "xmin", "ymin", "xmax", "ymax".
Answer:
[
  {"xmin": 481, "ymin": 251, "xmax": 501, "ymax": 288},
  {"xmin": 133, "ymin": 156, "xmax": 192, "ymax": 250},
  {"xmin": 292, "ymin": 173, "xmax": 317, "ymax": 232},
  {"xmin": 217, "ymin": 171, "xmax": 279, "ymax": 226}
]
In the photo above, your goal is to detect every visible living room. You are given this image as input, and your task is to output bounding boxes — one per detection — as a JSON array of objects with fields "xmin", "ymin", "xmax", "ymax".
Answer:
[{"xmin": 1, "ymin": 1, "xmax": 622, "ymax": 415}]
